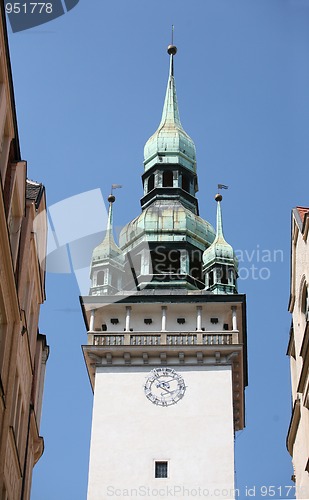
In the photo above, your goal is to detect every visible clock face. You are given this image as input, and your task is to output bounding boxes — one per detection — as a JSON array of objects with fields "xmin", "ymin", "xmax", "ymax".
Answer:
[{"xmin": 144, "ymin": 368, "xmax": 186, "ymax": 406}]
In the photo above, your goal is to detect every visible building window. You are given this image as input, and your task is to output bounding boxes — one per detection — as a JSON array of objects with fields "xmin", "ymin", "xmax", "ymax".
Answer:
[
  {"xmin": 148, "ymin": 174, "xmax": 154, "ymax": 193},
  {"xmin": 301, "ymin": 283, "xmax": 308, "ymax": 317},
  {"xmin": 97, "ymin": 271, "xmax": 104, "ymax": 286},
  {"xmin": 155, "ymin": 461, "xmax": 168, "ymax": 478},
  {"xmin": 190, "ymin": 249, "xmax": 202, "ymax": 282},
  {"xmin": 221, "ymin": 266, "xmax": 229, "ymax": 285},
  {"xmin": 151, "ymin": 248, "xmax": 180, "ymax": 275},
  {"xmin": 124, "ymin": 252, "xmax": 141, "ymax": 286},
  {"xmin": 163, "ymin": 171, "xmax": 173, "ymax": 187},
  {"xmin": 182, "ymin": 174, "xmax": 190, "ymax": 193},
  {"xmin": 208, "ymin": 270, "xmax": 214, "ymax": 287}
]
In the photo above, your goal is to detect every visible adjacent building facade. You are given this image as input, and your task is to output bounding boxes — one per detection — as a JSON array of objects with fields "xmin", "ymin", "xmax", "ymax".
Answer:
[
  {"xmin": 0, "ymin": 4, "xmax": 49, "ymax": 499},
  {"xmin": 81, "ymin": 44, "xmax": 247, "ymax": 499},
  {"xmin": 287, "ymin": 206, "xmax": 309, "ymax": 499}
]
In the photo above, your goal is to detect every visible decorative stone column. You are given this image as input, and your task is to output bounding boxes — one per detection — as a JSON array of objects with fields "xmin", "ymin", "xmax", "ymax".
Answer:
[
  {"xmin": 125, "ymin": 306, "xmax": 131, "ymax": 332},
  {"xmin": 89, "ymin": 309, "xmax": 95, "ymax": 331},
  {"xmin": 196, "ymin": 306, "xmax": 202, "ymax": 331},
  {"xmin": 161, "ymin": 306, "xmax": 167, "ymax": 331},
  {"xmin": 232, "ymin": 306, "xmax": 237, "ymax": 331}
]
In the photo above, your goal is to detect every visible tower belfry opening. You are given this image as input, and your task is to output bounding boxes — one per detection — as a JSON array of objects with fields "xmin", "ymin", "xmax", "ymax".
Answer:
[{"xmin": 80, "ymin": 43, "xmax": 248, "ymax": 500}]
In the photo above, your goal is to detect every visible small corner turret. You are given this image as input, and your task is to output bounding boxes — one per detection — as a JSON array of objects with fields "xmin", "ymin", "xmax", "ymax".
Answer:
[
  {"xmin": 90, "ymin": 194, "xmax": 124, "ymax": 295},
  {"xmin": 203, "ymin": 193, "xmax": 238, "ymax": 294}
]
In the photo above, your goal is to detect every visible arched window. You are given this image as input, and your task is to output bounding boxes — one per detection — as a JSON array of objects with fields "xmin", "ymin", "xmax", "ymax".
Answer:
[
  {"xmin": 97, "ymin": 271, "xmax": 104, "ymax": 286},
  {"xmin": 163, "ymin": 171, "xmax": 173, "ymax": 187},
  {"xmin": 148, "ymin": 174, "xmax": 154, "ymax": 192}
]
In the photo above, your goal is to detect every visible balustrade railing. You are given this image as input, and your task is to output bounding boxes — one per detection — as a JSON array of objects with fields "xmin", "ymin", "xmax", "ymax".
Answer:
[
  {"xmin": 92, "ymin": 331, "xmax": 237, "ymax": 347},
  {"xmin": 130, "ymin": 335, "xmax": 160, "ymax": 346},
  {"xmin": 203, "ymin": 334, "xmax": 233, "ymax": 345},
  {"xmin": 166, "ymin": 334, "xmax": 197, "ymax": 345},
  {"xmin": 94, "ymin": 335, "xmax": 124, "ymax": 346}
]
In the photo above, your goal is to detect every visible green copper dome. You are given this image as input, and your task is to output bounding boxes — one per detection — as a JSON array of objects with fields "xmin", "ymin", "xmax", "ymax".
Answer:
[
  {"xmin": 144, "ymin": 47, "xmax": 196, "ymax": 174},
  {"xmin": 119, "ymin": 200, "xmax": 215, "ymax": 251},
  {"xmin": 203, "ymin": 195, "xmax": 238, "ymax": 270}
]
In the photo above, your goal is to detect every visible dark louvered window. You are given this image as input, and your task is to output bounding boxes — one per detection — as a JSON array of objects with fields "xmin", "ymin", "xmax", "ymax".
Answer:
[{"xmin": 155, "ymin": 461, "xmax": 168, "ymax": 478}]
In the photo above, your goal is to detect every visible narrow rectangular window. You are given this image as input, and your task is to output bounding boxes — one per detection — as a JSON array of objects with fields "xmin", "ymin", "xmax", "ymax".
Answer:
[{"xmin": 155, "ymin": 461, "xmax": 168, "ymax": 478}]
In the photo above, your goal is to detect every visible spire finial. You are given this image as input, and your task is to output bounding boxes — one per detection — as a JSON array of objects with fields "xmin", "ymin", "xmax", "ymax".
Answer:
[
  {"xmin": 106, "ymin": 194, "xmax": 115, "ymax": 232},
  {"xmin": 167, "ymin": 26, "xmax": 177, "ymax": 77},
  {"xmin": 215, "ymin": 193, "xmax": 224, "ymax": 238}
]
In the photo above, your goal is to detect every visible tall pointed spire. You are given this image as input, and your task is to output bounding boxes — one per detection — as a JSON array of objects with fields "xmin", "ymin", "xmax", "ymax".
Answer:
[
  {"xmin": 106, "ymin": 195, "xmax": 113, "ymax": 232},
  {"xmin": 157, "ymin": 44, "xmax": 182, "ymax": 130},
  {"xmin": 216, "ymin": 194, "xmax": 224, "ymax": 239},
  {"xmin": 97, "ymin": 194, "xmax": 121, "ymax": 259},
  {"xmin": 203, "ymin": 194, "xmax": 238, "ymax": 294},
  {"xmin": 143, "ymin": 44, "xmax": 197, "ymax": 174}
]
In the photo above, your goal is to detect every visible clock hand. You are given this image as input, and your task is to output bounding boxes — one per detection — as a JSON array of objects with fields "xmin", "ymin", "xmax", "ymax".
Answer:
[{"xmin": 160, "ymin": 387, "xmax": 178, "ymax": 396}]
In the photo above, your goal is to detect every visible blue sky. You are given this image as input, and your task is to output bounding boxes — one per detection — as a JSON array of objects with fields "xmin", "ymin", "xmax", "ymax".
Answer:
[{"xmin": 6, "ymin": 0, "xmax": 309, "ymax": 498}]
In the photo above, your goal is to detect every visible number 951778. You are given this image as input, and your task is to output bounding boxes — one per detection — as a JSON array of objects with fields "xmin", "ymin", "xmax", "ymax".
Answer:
[{"xmin": 5, "ymin": 3, "xmax": 53, "ymax": 14}]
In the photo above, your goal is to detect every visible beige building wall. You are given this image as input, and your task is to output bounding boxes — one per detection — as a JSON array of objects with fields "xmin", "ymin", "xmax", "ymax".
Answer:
[
  {"xmin": 287, "ymin": 206, "xmax": 309, "ymax": 499},
  {"xmin": 0, "ymin": 4, "xmax": 49, "ymax": 499}
]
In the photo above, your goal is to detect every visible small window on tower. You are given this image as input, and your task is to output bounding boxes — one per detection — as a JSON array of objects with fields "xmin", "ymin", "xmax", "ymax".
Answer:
[
  {"xmin": 221, "ymin": 266, "xmax": 229, "ymax": 285},
  {"xmin": 163, "ymin": 171, "xmax": 173, "ymax": 187},
  {"xmin": 182, "ymin": 174, "xmax": 190, "ymax": 193},
  {"xmin": 155, "ymin": 461, "xmax": 168, "ymax": 478},
  {"xmin": 148, "ymin": 174, "xmax": 155, "ymax": 193},
  {"xmin": 97, "ymin": 271, "xmax": 104, "ymax": 286}
]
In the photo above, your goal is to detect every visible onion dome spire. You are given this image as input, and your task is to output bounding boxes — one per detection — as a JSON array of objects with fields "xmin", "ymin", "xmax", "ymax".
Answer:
[
  {"xmin": 120, "ymin": 43, "xmax": 216, "ymax": 291},
  {"xmin": 203, "ymin": 194, "xmax": 238, "ymax": 294},
  {"xmin": 143, "ymin": 44, "xmax": 196, "ymax": 174}
]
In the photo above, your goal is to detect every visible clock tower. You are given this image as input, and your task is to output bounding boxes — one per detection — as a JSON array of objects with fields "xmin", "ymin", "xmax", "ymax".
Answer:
[{"xmin": 80, "ymin": 45, "xmax": 247, "ymax": 500}]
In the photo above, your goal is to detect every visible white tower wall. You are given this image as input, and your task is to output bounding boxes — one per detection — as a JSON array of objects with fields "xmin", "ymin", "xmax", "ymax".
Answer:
[{"xmin": 87, "ymin": 365, "xmax": 235, "ymax": 500}]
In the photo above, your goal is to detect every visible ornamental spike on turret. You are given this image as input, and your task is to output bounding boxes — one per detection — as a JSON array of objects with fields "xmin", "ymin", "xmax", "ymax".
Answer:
[
  {"xmin": 89, "ymin": 194, "xmax": 124, "ymax": 295},
  {"xmin": 203, "ymin": 193, "xmax": 238, "ymax": 294}
]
